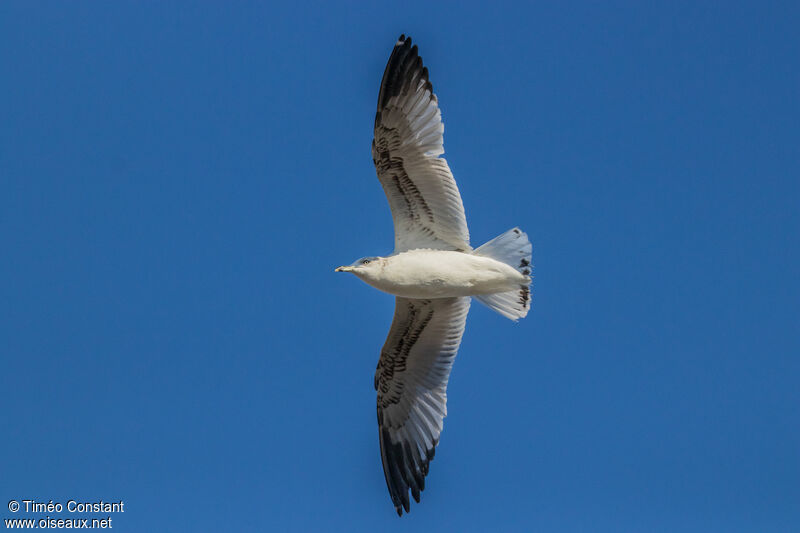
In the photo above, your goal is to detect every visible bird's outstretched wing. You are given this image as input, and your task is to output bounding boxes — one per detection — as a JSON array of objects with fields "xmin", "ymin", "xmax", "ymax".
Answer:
[
  {"xmin": 375, "ymin": 296, "xmax": 471, "ymax": 515},
  {"xmin": 372, "ymin": 35, "xmax": 470, "ymax": 253}
]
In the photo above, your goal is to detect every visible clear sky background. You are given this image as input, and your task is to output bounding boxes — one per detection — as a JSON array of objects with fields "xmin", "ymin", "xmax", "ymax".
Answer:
[{"xmin": 1, "ymin": 2, "xmax": 798, "ymax": 532}]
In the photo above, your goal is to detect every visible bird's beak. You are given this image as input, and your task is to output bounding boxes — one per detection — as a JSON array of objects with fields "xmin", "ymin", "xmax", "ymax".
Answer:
[{"xmin": 335, "ymin": 266, "xmax": 353, "ymax": 273}]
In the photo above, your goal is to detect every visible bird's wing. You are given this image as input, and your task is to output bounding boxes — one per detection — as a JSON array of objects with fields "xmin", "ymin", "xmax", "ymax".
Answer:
[
  {"xmin": 372, "ymin": 35, "xmax": 470, "ymax": 253},
  {"xmin": 375, "ymin": 296, "xmax": 471, "ymax": 515}
]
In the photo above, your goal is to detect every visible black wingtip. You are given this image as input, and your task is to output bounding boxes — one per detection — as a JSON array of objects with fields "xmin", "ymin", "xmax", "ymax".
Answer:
[{"xmin": 376, "ymin": 34, "xmax": 428, "ymax": 114}]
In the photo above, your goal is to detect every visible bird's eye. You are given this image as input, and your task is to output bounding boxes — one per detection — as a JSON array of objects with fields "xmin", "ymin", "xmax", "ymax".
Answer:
[{"xmin": 362, "ymin": 259, "xmax": 371, "ymax": 265}]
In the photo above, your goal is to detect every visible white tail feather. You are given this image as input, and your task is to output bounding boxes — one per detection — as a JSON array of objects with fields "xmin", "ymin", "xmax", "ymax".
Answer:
[{"xmin": 472, "ymin": 228, "xmax": 532, "ymax": 321}]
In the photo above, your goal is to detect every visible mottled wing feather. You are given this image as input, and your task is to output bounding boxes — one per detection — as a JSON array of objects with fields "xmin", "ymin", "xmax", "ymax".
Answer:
[
  {"xmin": 375, "ymin": 296, "xmax": 471, "ymax": 515},
  {"xmin": 372, "ymin": 35, "xmax": 470, "ymax": 253}
]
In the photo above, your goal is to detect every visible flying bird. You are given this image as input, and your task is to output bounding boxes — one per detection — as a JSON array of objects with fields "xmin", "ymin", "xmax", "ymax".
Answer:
[{"xmin": 336, "ymin": 35, "xmax": 533, "ymax": 516}]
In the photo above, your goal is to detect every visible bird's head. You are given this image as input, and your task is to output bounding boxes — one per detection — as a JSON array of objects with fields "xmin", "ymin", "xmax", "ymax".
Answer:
[{"xmin": 335, "ymin": 256, "xmax": 384, "ymax": 277}]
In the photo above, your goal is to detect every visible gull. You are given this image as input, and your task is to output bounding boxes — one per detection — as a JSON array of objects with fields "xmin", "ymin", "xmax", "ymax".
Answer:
[{"xmin": 336, "ymin": 35, "xmax": 533, "ymax": 516}]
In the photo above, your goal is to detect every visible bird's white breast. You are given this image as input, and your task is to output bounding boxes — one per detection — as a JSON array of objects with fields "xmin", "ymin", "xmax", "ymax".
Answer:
[{"xmin": 359, "ymin": 250, "xmax": 524, "ymax": 298}]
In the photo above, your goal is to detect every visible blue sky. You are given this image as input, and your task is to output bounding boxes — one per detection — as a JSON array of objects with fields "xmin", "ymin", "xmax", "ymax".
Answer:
[{"xmin": 1, "ymin": 1, "xmax": 798, "ymax": 531}]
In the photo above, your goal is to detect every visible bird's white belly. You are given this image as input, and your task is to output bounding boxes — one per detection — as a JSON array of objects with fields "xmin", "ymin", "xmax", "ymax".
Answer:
[{"xmin": 361, "ymin": 250, "xmax": 524, "ymax": 298}]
